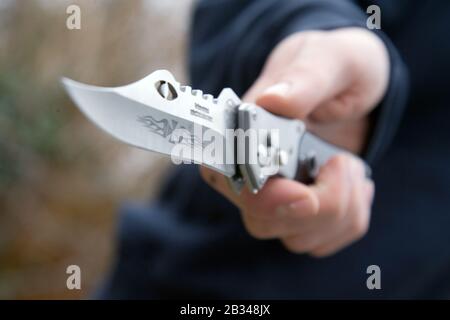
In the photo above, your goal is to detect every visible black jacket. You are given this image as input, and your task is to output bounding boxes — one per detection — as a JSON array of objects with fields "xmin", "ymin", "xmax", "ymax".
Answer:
[{"xmin": 98, "ymin": 0, "xmax": 450, "ymax": 299}]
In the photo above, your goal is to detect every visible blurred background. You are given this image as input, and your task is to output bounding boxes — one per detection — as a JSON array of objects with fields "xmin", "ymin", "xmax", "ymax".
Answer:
[{"xmin": 0, "ymin": 0, "xmax": 193, "ymax": 299}]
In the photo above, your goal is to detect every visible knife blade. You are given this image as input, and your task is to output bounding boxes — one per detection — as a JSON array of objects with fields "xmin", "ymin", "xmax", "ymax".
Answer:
[{"xmin": 62, "ymin": 70, "xmax": 240, "ymax": 178}]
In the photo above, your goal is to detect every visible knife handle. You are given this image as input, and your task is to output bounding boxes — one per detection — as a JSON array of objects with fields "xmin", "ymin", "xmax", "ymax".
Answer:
[
  {"xmin": 231, "ymin": 103, "xmax": 371, "ymax": 194},
  {"xmin": 295, "ymin": 131, "xmax": 372, "ymax": 184}
]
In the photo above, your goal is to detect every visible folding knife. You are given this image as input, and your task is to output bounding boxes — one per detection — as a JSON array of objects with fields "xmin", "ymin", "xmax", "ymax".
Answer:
[{"xmin": 62, "ymin": 70, "xmax": 370, "ymax": 194}]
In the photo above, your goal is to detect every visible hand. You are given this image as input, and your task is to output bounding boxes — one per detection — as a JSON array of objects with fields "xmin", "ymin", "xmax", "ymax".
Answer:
[{"xmin": 201, "ymin": 28, "xmax": 388, "ymax": 256}]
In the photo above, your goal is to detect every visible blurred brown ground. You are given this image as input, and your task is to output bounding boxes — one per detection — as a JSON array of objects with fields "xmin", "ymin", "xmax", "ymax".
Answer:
[{"xmin": 0, "ymin": 0, "xmax": 193, "ymax": 299}]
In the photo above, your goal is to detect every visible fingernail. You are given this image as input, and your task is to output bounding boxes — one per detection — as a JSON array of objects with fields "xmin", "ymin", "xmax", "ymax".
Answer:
[{"xmin": 263, "ymin": 82, "xmax": 290, "ymax": 97}]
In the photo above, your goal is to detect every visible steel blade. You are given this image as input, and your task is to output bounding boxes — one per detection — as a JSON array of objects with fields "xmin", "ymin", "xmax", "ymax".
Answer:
[{"xmin": 62, "ymin": 70, "xmax": 241, "ymax": 177}]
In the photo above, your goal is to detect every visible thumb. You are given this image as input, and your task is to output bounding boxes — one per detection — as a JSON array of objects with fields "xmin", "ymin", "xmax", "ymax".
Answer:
[{"xmin": 255, "ymin": 69, "xmax": 349, "ymax": 120}]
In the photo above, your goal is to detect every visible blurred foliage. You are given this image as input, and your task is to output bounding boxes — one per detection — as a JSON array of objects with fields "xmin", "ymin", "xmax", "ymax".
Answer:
[
  {"xmin": 0, "ymin": 68, "xmax": 68, "ymax": 190},
  {"xmin": 0, "ymin": 0, "xmax": 191, "ymax": 299}
]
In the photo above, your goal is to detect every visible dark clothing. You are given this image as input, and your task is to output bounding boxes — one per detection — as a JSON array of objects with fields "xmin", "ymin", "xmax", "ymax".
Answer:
[{"xmin": 98, "ymin": 0, "xmax": 450, "ymax": 298}]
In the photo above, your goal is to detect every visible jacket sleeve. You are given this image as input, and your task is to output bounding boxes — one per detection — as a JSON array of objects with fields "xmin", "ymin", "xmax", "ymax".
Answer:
[{"xmin": 189, "ymin": 0, "xmax": 409, "ymax": 166}]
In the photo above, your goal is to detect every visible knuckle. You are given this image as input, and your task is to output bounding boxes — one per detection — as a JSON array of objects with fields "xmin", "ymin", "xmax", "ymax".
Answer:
[
  {"xmin": 335, "ymin": 196, "xmax": 349, "ymax": 219},
  {"xmin": 350, "ymin": 212, "xmax": 370, "ymax": 237},
  {"xmin": 325, "ymin": 190, "xmax": 348, "ymax": 219},
  {"xmin": 245, "ymin": 224, "xmax": 269, "ymax": 240},
  {"xmin": 325, "ymin": 155, "xmax": 349, "ymax": 180},
  {"xmin": 242, "ymin": 214, "xmax": 275, "ymax": 240},
  {"xmin": 310, "ymin": 249, "xmax": 332, "ymax": 258},
  {"xmin": 334, "ymin": 153, "xmax": 352, "ymax": 169},
  {"xmin": 281, "ymin": 237, "xmax": 314, "ymax": 254},
  {"xmin": 365, "ymin": 180, "xmax": 376, "ymax": 203},
  {"xmin": 350, "ymin": 157, "xmax": 366, "ymax": 178},
  {"xmin": 324, "ymin": 155, "xmax": 352, "ymax": 218},
  {"xmin": 282, "ymin": 241, "xmax": 305, "ymax": 254}
]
